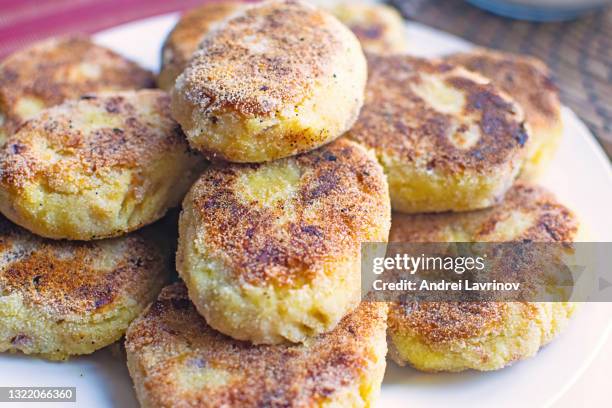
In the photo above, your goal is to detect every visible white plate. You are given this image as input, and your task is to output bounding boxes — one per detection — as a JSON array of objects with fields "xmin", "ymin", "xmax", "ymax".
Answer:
[{"xmin": 1, "ymin": 7, "xmax": 611, "ymax": 408}]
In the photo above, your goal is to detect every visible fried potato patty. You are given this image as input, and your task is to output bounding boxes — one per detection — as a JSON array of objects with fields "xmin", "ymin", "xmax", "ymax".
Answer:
[
  {"xmin": 330, "ymin": 2, "xmax": 407, "ymax": 55},
  {"xmin": 387, "ymin": 184, "xmax": 580, "ymax": 371},
  {"xmin": 177, "ymin": 139, "xmax": 390, "ymax": 344},
  {"xmin": 0, "ymin": 217, "xmax": 171, "ymax": 361},
  {"xmin": 446, "ymin": 49, "xmax": 563, "ymax": 180},
  {"xmin": 347, "ymin": 54, "xmax": 529, "ymax": 213},
  {"xmin": 0, "ymin": 36, "xmax": 154, "ymax": 143},
  {"xmin": 158, "ymin": 2, "xmax": 244, "ymax": 91},
  {"xmin": 126, "ymin": 283, "xmax": 388, "ymax": 408},
  {"xmin": 171, "ymin": 0, "xmax": 367, "ymax": 163},
  {"xmin": 0, "ymin": 90, "xmax": 205, "ymax": 240},
  {"xmin": 159, "ymin": 1, "xmax": 405, "ymax": 93}
]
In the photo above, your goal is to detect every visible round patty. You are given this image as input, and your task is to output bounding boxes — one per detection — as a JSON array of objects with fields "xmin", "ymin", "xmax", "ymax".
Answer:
[
  {"xmin": 159, "ymin": 1, "xmax": 405, "ymax": 93},
  {"xmin": 446, "ymin": 48, "xmax": 563, "ymax": 180},
  {"xmin": 126, "ymin": 283, "xmax": 388, "ymax": 408},
  {"xmin": 347, "ymin": 54, "xmax": 529, "ymax": 213},
  {"xmin": 0, "ymin": 90, "xmax": 206, "ymax": 240},
  {"xmin": 0, "ymin": 36, "xmax": 154, "ymax": 143},
  {"xmin": 387, "ymin": 184, "xmax": 580, "ymax": 372},
  {"xmin": 171, "ymin": 0, "xmax": 367, "ymax": 163},
  {"xmin": 0, "ymin": 217, "xmax": 172, "ymax": 361},
  {"xmin": 177, "ymin": 138, "xmax": 390, "ymax": 344}
]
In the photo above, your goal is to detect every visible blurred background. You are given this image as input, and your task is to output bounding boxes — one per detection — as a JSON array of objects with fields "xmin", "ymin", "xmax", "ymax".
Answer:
[{"xmin": 0, "ymin": 0, "xmax": 610, "ymax": 156}]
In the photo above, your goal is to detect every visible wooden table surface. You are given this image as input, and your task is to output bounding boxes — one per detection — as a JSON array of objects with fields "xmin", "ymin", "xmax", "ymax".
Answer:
[{"xmin": 391, "ymin": 0, "xmax": 612, "ymax": 158}]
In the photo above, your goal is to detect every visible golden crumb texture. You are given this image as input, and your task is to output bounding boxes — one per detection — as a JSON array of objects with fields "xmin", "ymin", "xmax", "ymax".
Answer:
[
  {"xmin": 171, "ymin": 0, "xmax": 367, "ymax": 163},
  {"xmin": 387, "ymin": 184, "xmax": 580, "ymax": 371},
  {"xmin": 0, "ymin": 217, "xmax": 172, "ymax": 360},
  {"xmin": 446, "ymin": 48, "xmax": 563, "ymax": 180},
  {"xmin": 177, "ymin": 138, "xmax": 391, "ymax": 344},
  {"xmin": 0, "ymin": 90, "xmax": 206, "ymax": 240},
  {"xmin": 347, "ymin": 54, "xmax": 530, "ymax": 213},
  {"xmin": 0, "ymin": 35, "xmax": 154, "ymax": 142},
  {"xmin": 126, "ymin": 283, "xmax": 388, "ymax": 408},
  {"xmin": 388, "ymin": 301, "xmax": 576, "ymax": 372}
]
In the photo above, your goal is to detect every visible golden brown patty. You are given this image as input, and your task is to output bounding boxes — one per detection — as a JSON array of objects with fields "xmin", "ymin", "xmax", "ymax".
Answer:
[
  {"xmin": 177, "ymin": 138, "xmax": 390, "ymax": 344},
  {"xmin": 0, "ymin": 90, "xmax": 205, "ymax": 240},
  {"xmin": 388, "ymin": 301, "xmax": 577, "ymax": 372},
  {"xmin": 330, "ymin": 2, "xmax": 407, "ymax": 54},
  {"xmin": 446, "ymin": 48, "xmax": 563, "ymax": 179},
  {"xmin": 0, "ymin": 217, "xmax": 171, "ymax": 361},
  {"xmin": 158, "ymin": 1, "xmax": 406, "ymax": 92},
  {"xmin": 387, "ymin": 184, "xmax": 580, "ymax": 372},
  {"xmin": 0, "ymin": 36, "xmax": 154, "ymax": 142},
  {"xmin": 347, "ymin": 54, "xmax": 530, "ymax": 213},
  {"xmin": 126, "ymin": 283, "xmax": 388, "ymax": 408},
  {"xmin": 158, "ymin": 1, "xmax": 244, "ymax": 91},
  {"xmin": 171, "ymin": 0, "xmax": 367, "ymax": 163}
]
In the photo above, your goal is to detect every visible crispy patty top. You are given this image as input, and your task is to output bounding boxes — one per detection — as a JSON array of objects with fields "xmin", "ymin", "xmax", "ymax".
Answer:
[
  {"xmin": 175, "ymin": 0, "xmax": 361, "ymax": 116},
  {"xmin": 0, "ymin": 217, "xmax": 170, "ymax": 319},
  {"xmin": 183, "ymin": 138, "xmax": 389, "ymax": 287},
  {"xmin": 126, "ymin": 283, "xmax": 387, "ymax": 407},
  {"xmin": 0, "ymin": 36, "xmax": 154, "ymax": 136},
  {"xmin": 348, "ymin": 54, "xmax": 529, "ymax": 173},
  {"xmin": 0, "ymin": 90, "xmax": 190, "ymax": 192},
  {"xmin": 446, "ymin": 48, "xmax": 561, "ymax": 134},
  {"xmin": 388, "ymin": 184, "xmax": 578, "ymax": 344}
]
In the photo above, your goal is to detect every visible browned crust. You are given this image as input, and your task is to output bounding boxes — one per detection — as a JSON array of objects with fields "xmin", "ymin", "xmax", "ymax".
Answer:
[
  {"xmin": 348, "ymin": 54, "xmax": 529, "ymax": 173},
  {"xmin": 0, "ymin": 217, "xmax": 171, "ymax": 318},
  {"xmin": 158, "ymin": 2, "xmax": 244, "ymax": 89},
  {"xmin": 126, "ymin": 283, "xmax": 388, "ymax": 408},
  {"xmin": 175, "ymin": 0, "xmax": 357, "ymax": 116},
  {"xmin": 0, "ymin": 36, "xmax": 154, "ymax": 136},
  {"xmin": 388, "ymin": 301, "xmax": 513, "ymax": 343},
  {"xmin": 390, "ymin": 183, "xmax": 579, "ymax": 243},
  {"xmin": 0, "ymin": 90, "xmax": 193, "ymax": 192},
  {"xmin": 185, "ymin": 138, "xmax": 389, "ymax": 287},
  {"xmin": 446, "ymin": 48, "xmax": 562, "ymax": 135},
  {"xmin": 388, "ymin": 183, "xmax": 577, "ymax": 344}
]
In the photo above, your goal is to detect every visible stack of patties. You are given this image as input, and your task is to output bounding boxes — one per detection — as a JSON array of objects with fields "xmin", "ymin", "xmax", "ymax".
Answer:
[
  {"xmin": 0, "ymin": 37, "xmax": 205, "ymax": 360},
  {"xmin": 340, "ymin": 25, "xmax": 573, "ymax": 371},
  {"xmin": 386, "ymin": 184, "xmax": 580, "ymax": 372},
  {"xmin": 126, "ymin": 1, "xmax": 392, "ymax": 407},
  {"xmin": 0, "ymin": 0, "xmax": 575, "ymax": 403}
]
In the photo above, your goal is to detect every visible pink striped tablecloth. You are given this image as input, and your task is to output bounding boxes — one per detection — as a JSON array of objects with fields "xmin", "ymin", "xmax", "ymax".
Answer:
[{"xmin": 0, "ymin": 0, "xmax": 235, "ymax": 58}]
